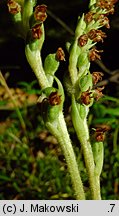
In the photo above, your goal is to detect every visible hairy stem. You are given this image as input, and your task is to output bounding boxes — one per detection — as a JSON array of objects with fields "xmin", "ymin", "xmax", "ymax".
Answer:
[
  {"xmin": 25, "ymin": 45, "xmax": 85, "ymax": 199},
  {"xmin": 25, "ymin": 45, "xmax": 50, "ymax": 89},
  {"xmin": 71, "ymin": 95, "xmax": 101, "ymax": 199},
  {"xmin": 46, "ymin": 111, "xmax": 85, "ymax": 200}
]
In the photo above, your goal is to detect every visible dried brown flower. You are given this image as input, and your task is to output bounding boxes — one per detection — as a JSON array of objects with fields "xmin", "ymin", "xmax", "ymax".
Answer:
[
  {"xmin": 88, "ymin": 29, "xmax": 107, "ymax": 43},
  {"xmin": 96, "ymin": 131, "xmax": 105, "ymax": 142},
  {"xmin": 92, "ymin": 72, "xmax": 104, "ymax": 85},
  {"xmin": 98, "ymin": 15, "xmax": 110, "ymax": 28},
  {"xmin": 49, "ymin": 92, "xmax": 61, "ymax": 106},
  {"xmin": 81, "ymin": 89, "xmax": 92, "ymax": 105},
  {"xmin": 89, "ymin": 47, "xmax": 103, "ymax": 61},
  {"xmin": 94, "ymin": 86, "xmax": 105, "ymax": 101},
  {"xmin": 85, "ymin": 12, "xmax": 94, "ymax": 23},
  {"xmin": 78, "ymin": 34, "xmax": 88, "ymax": 47},
  {"xmin": 94, "ymin": 124, "xmax": 111, "ymax": 142},
  {"xmin": 32, "ymin": 24, "xmax": 42, "ymax": 39},
  {"xmin": 7, "ymin": 0, "xmax": 21, "ymax": 14},
  {"xmin": 56, "ymin": 48, "xmax": 65, "ymax": 61},
  {"xmin": 34, "ymin": 4, "xmax": 47, "ymax": 22},
  {"xmin": 96, "ymin": 0, "xmax": 118, "ymax": 14}
]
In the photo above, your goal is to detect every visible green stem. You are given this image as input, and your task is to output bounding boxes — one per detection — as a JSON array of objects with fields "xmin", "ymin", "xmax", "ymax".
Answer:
[
  {"xmin": 25, "ymin": 45, "xmax": 85, "ymax": 199},
  {"xmin": 93, "ymin": 141, "xmax": 104, "ymax": 198},
  {"xmin": 94, "ymin": 175, "xmax": 101, "ymax": 198},
  {"xmin": 22, "ymin": 0, "xmax": 34, "ymax": 38},
  {"xmin": 71, "ymin": 95, "xmax": 101, "ymax": 199},
  {"xmin": 68, "ymin": 39, "xmax": 79, "ymax": 85},
  {"xmin": 46, "ymin": 111, "xmax": 85, "ymax": 200},
  {"xmin": 25, "ymin": 45, "xmax": 49, "ymax": 89}
]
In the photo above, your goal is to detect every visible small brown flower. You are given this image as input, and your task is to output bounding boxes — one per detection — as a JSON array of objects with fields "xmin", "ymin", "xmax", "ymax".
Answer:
[
  {"xmin": 49, "ymin": 92, "xmax": 61, "ymax": 106},
  {"xmin": 7, "ymin": 0, "xmax": 21, "ymax": 14},
  {"xmin": 89, "ymin": 47, "xmax": 103, "ymax": 61},
  {"xmin": 78, "ymin": 34, "xmax": 88, "ymax": 47},
  {"xmin": 88, "ymin": 29, "xmax": 107, "ymax": 43},
  {"xmin": 32, "ymin": 24, "xmax": 42, "ymax": 39},
  {"xmin": 95, "ymin": 131, "xmax": 105, "ymax": 142},
  {"xmin": 34, "ymin": 4, "xmax": 47, "ymax": 22},
  {"xmin": 56, "ymin": 48, "xmax": 65, "ymax": 61},
  {"xmin": 92, "ymin": 72, "xmax": 104, "ymax": 85},
  {"xmin": 94, "ymin": 124, "xmax": 111, "ymax": 142},
  {"xmin": 96, "ymin": 0, "xmax": 118, "ymax": 14},
  {"xmin": 84, "ymin": 12, "xmax": 94, "ymax": 23},
  {"xmin": 98, "ymin": 15, "xmax": 110, "ymax": 28},
  {"xmin": 81, "ymin": 89, "xmax": 92, "ymax": 105},
  {"xmin": 94, "ymin": 86, "xmax": 105, "ymax": 101}
]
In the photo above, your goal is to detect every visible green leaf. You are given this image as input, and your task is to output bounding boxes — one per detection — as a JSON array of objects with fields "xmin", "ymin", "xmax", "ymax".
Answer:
[
  {"xmin": 93, "ymin": 142, "xmax": 104, "ymax": 176},
  {"xmin": 77, "ymin": 103, "xmax": 87, "ymax": 120},
  {"xmin": 75, "ymin": 14, "xmax": 86, "ymax": 38},
  {"xmin": 0, "ymin": 175, "xmax": 11, "ymax": 181},
  {"xmin": 79, "ymin": 72, "xmax": 93, "ymax": 92},
  {"xmin": 44, "ymin": 53, "xmax": 60, "ymax": 86},
  {"xmin": 77, "ymin": 52, "xmax": 89, "ymax": 68}
]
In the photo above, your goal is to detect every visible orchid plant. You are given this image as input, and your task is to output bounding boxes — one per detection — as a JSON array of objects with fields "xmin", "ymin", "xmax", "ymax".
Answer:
[{"xmin": 7, "ymin": 0, "xmax": 118, "ymax": 199}]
